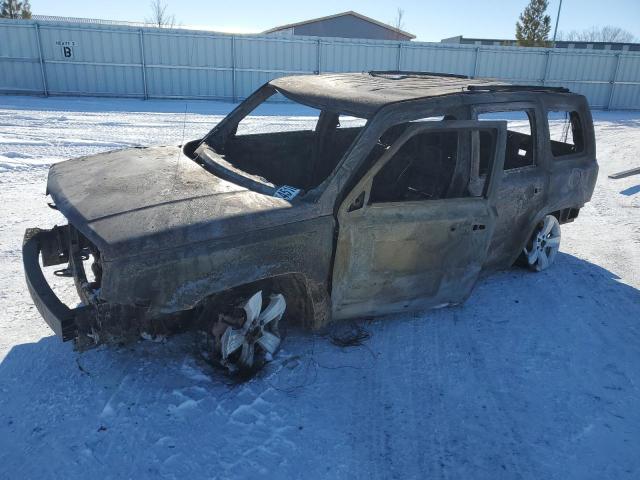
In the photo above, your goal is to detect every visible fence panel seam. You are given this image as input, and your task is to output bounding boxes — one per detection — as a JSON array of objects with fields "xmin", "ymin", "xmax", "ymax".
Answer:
[
  {"xmin": 607, "ymin": 53, "xmax": 622, "ymax": 110},
  {"xmin": 34, "ymin": 23, "xmax": 48, "ymax": 96},
  {"xmin": 138, "ymin": 29, "xmax": 148, "ymax": 99}
]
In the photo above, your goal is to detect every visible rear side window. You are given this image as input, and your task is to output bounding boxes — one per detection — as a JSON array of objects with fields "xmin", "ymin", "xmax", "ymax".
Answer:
[
  {"xmin": 477, "ymin": 110, "xmax": 535, "ymax": 171},
  {"xmin": 547, "ymin": 111, "xmax": 585, "ymax": 157}
]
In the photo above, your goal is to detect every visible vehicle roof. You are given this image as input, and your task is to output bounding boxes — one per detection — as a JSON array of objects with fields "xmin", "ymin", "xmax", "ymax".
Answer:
[{"xmin": 269, "ymin": 72, "xmax": 573, "ymax": 118}]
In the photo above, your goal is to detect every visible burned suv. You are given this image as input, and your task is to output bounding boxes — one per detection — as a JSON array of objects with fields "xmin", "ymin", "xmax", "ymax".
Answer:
[{"xmin": 23, "ymin": 72, "xmax": 598, "ymax": 371}]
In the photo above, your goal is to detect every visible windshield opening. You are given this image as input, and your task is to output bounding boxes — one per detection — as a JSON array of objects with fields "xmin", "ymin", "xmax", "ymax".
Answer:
[{"xmin": 203, "ymin": 89, "xmax": 367, "ymax": 195}]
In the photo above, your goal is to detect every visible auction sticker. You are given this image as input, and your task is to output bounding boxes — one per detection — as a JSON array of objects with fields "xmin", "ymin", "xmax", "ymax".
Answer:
[{"xmin": 273, "ymin": 185, "xmax": 301, "ymax": 200}]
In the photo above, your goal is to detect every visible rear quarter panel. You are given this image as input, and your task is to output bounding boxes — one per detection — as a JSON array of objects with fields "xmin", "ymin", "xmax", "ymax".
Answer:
[{"xmin": 543, "ymin": 96, "xmax": 598, "ymax": 218}]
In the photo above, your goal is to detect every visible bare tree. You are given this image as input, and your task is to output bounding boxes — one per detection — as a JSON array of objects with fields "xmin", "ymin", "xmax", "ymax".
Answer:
[
  {"xmin": 557, "ymin": 25, "xmax": 636, "ymax": 43},
  {"xmin": 146, "ymin": 0, "xmax": 175, "ymax": 29},
  {"xmin": 392, "ymin": 8, "xmax": 405, "ymax": 40}
]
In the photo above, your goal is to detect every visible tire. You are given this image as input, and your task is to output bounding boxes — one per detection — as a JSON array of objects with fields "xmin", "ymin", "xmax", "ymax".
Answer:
[{"xmin": 521, "ymin": 215, "xmax": 561, "ymax": 272}]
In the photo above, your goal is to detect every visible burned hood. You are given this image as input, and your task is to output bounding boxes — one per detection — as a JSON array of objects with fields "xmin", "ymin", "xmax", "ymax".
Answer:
[{"xmin": 47, "ymin": 146, "xmax": 312, "ymax": 259}]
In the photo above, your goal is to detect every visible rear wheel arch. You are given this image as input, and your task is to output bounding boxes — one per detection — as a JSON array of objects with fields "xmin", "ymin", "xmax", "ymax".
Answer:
[
  {"xmin": 516, "ymin": 213, "xmax": 562, "ymax": 270},
  {"xmin": 520, "ymin": 208, "xmax": 566, "ymax": 253},
  {"xmin": 511, "ymin": 210, "xmax": 556, "ymax": 267}
]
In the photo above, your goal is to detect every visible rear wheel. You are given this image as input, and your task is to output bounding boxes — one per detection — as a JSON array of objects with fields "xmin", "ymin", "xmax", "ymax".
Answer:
[{"xmin": 522, "ymin": 215, "xmax": 561, "ymax": 272}]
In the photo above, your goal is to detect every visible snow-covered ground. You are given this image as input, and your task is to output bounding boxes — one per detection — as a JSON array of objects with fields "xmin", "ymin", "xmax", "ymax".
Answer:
[{"xmin": 0, "ymin": 95, "xmax": 638, "ymax": 479}]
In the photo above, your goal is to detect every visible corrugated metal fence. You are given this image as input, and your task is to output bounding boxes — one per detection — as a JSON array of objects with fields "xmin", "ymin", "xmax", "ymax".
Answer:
[{"xmin": 1, "ymin": 19, "xmax": 640, "ymax": 109}]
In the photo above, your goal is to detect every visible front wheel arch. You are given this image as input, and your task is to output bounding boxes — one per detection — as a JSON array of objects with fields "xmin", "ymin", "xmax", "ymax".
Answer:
[{"xmin": 192, "ymin": 272, "xmax": 329, "ymax": 330}]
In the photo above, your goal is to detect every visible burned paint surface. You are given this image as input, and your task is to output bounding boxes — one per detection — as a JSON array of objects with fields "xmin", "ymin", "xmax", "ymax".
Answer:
[{"xmin": 23, "ymin": 72, "xmax": 598, "ymax": 345}]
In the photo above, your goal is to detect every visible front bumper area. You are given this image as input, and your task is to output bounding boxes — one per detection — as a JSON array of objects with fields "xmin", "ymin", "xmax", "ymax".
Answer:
[{"xmin": 22, "ymin": 227, "xmax": 88, "ymax": 341}]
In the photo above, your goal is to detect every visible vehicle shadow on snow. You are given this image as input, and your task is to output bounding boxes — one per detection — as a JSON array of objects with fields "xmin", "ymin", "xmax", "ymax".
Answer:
[{"xmin": 0, "ymin": 252, "xmax": 639, "ymax": 479}]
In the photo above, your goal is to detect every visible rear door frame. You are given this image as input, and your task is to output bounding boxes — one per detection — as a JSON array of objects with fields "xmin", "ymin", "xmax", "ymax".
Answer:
[
  {"xmin": 541, "ymin": 96, "xmax": 599, "ymax": 218},
  {"xmin": 471, "ymin": 101, "xmax": 550, "ymax": 269}
]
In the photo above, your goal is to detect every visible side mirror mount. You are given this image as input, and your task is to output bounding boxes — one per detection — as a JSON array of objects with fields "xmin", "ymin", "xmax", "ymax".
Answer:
[{"xmin": 347, "ymin": 191, "xmax": 365, "ymax": 212}]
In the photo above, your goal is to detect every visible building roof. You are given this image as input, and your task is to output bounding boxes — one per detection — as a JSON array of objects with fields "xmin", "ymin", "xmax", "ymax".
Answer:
[
  {"xmin": 32, "ymin": 14, "xmax": 146, "ymax": 26},
  {"xmin": 263, "ymin": 11, "xmax": 415, "ymax": 40},
  {"xmin": 269, "ymin": 72, "xmax": 572, "ymax": 117},
  {"xmin": 442, "ymin": 35, "xmax": 640, "ymax": 51}
]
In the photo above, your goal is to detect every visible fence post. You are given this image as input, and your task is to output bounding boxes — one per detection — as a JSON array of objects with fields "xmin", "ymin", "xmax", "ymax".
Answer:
[
  {"xmin": 34, "ymin": 23, "xmax": 48, "ymax": 97},
  {"xmin": 316, "ymin": 39, "xmax": 321, "ymax": 74},
  {"xmin": 231, "ymin": 35, "xmax": 237, "ymax": 103},
  {"xmin": 472, "ymin": 46, "xmax": 480, "ymax": 78},
  {"xmin": 396, "ymin": 42, "xmax": 402, "ymax": 71},
  {"xmin": 138, "ymin": 29, "xmax": 148, "ymax": 100},
  {"xmin": 607, "ymin": 53, "xmax": 621, "ymax": 110},
  {"xmin": 542, "ymin": 49, "xmax": 552, "ymax": 85}
]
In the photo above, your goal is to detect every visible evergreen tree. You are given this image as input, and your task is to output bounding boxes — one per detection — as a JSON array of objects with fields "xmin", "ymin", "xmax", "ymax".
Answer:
[
  {"xmin": 1, "ymin": 0, "xmax": 21, "ymax": 18},
  {"xmin": 515, "ymin": 0, "xmax": 552, "ymax": 47},
  {"xmin": 20, "ymin": 0, "xmax": 31, "ymax": 19},
  {"xmin": 0, "ymin": 0, "xmax": 31, "ymax": 19}
]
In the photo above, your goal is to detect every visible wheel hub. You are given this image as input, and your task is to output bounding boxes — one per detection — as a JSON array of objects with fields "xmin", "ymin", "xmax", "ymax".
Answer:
[
  {"xmin": 218, "ymin": 290, "xmax": 286, "ymax": 373},
  {"xmin": 523, "ymin": 215, "xmax": 561, "ymax": 272}
]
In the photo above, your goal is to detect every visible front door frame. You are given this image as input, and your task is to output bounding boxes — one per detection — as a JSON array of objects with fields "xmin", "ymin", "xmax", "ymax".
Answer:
[{"xmin": 330, "ymin": 120, "xmax": 507, "ymax": 319}]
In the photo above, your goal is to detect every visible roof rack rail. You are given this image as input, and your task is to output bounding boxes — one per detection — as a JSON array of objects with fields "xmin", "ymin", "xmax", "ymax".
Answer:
[
  {"xmin": 467, "ymin": 84, "xmax": 570, "ymax": 93},
  {"xmin": 369, "ymin": 70, "xmax": 470, "ymax": 79}
]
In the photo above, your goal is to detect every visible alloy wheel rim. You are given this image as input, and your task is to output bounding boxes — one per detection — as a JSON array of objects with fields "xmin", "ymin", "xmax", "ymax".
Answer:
[
  {"xmin": 220, "ymin": 290, "xmax": 285, "ymax": 372},
  {"xmin": 524, "ymin": 215, "xmax": 561, "ymax": 272}
]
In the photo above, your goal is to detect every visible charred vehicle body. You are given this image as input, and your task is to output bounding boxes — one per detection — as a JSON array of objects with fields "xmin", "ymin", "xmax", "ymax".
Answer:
[{"xmin": 23, "ymin": 72, "xmax": 598, "ymax": 370}]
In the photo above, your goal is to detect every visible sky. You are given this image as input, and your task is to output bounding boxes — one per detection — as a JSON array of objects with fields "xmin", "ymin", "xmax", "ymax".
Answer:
[{"xmin": 31, "ymin": 0, "xmax": 640, "ymax": 42}]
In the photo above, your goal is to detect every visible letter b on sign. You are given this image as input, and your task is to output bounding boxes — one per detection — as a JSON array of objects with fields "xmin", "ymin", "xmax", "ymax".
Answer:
[{"xmin": 63, "ymin": 46, "xmax": 73, "ymax": 58}]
